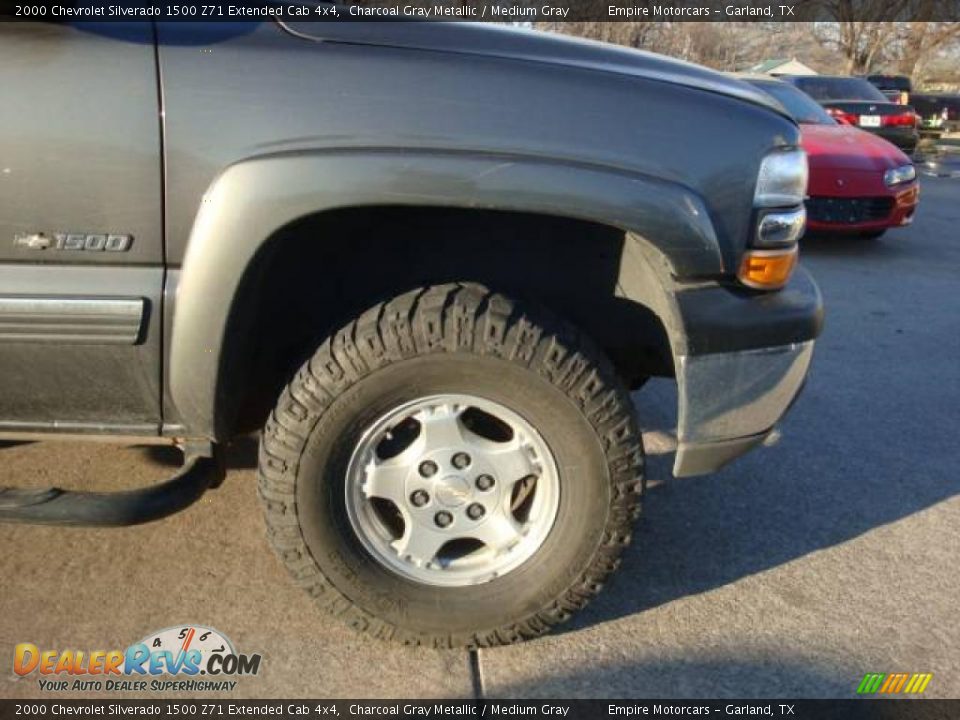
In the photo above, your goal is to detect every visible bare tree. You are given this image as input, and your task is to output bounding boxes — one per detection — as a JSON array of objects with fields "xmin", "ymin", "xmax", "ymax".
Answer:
[
  {"xmin": 812, "ymin": 0, "xmax": 914, "ymax": 73},
  {"xmin": 536, "ymin": 22, "xmax": 775, "ymax": 71},
  {"xmin": 537, "ymin": 11, "xmax": 960, "ymax": 86},
  {"xmin": 534, "ymin": 22, "xmax": 660, "ymax": 51},
  {"xmin": 813, "ymin": 22, "xmax": 896, "ymax": 73},
  {"xmin": 897, "ymin": 22, "xmax": 960, "ymax": 81}
]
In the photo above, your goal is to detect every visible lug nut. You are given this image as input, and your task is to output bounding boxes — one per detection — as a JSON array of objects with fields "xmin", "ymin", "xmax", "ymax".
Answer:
[
  {"xmin": 410, "ymin": 490, "xmax": 429, "ymax": 507},
  {"xmin": 466, "ymin": 503, "xmax": 485, "ymax": 520},
  {"xmin": 451, "ymin": 452, "xmax": 471, "ymax": 469},
  {"xmin": 419, "ymin": 460, "xmax": 438, "ymax": 478},
  {"xmin": 434, "ymin": 511, "xmax": 454, "ymax": 528},
  {"xmin": 475, "ymin": 474, "xmax": 495, "ymax": 491}
]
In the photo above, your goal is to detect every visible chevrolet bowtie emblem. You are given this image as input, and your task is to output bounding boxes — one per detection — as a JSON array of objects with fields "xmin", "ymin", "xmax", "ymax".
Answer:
[{"xmin": 13, "ymin": 233, "xmax": 51, "ymax": 250}]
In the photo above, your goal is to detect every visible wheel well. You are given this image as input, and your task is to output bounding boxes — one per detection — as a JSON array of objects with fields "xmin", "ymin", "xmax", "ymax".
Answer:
[{"xmin": 223, "ymin": 206, "xmax": 674, "ymax": 436}]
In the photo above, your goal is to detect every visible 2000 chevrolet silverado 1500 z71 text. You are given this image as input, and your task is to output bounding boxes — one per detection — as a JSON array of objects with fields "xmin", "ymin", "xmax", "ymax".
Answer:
[{"xmin": 0, "ymin": 20, "xmax": 822, "ymax": 646}]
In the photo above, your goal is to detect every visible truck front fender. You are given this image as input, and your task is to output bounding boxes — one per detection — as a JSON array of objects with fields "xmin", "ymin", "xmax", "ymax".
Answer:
[{"xmin": 169, "ymin": 149, "xmax": 723, "ymax": 439}]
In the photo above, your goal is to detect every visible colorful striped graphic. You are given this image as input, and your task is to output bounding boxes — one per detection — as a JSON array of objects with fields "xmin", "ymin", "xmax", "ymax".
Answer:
[{"xmin": 857, "ymin": 672, "xmax": 933, "ymax": 695}]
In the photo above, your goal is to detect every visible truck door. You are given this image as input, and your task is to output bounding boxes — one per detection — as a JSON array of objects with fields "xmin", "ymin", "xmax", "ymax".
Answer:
[{"xmin": 0, "ymin": 23, "xmax": 163, "ymax": 435}]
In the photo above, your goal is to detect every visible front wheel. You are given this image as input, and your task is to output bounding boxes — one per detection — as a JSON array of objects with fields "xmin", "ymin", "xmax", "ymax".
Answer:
[{"xmin": 258, "ymin": 284, "xmax": 644, "ymax": 647}]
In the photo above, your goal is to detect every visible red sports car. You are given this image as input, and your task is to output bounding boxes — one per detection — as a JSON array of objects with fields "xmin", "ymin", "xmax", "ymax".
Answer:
[{"xmin": 745, "ymin": 76, "xmax": 919, "ymax": 239}]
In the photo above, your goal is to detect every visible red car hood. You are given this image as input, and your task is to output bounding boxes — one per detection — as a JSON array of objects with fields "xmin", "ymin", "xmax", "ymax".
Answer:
[{"xmin": 800, "ymin": 123, "xmax": 910, "ymax": 172}]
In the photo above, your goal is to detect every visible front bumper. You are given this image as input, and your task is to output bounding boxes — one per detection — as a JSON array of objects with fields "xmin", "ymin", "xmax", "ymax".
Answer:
[
  {"xmin": 670, "ymin": 266, "xmax": 823, "ymax": 477},
  {"xmin": 805, "ymin": 183, "xmax": 919, "ymax": 232},
  {"xmin": 673, "ymin": 341, "xmax": 814, "ymax": 477}
]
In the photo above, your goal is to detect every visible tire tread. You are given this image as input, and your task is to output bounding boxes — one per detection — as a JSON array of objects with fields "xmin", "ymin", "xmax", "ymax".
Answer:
[{"xmin": 258, "ymin": 283, "xmax": 644, "ymax": 647}]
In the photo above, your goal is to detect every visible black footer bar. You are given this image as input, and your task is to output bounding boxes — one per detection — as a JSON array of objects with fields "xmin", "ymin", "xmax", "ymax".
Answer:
[{"xmin": 1, "ymin": 700, "xmax": 957, "ymax": 720}]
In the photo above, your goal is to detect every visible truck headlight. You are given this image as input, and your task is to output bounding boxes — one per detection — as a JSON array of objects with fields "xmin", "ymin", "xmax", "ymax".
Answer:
[
  {"xmin": 754, "ymin": 148, "xmax": 808, "ymax": 207},
  {"xmin": 884, "ymin": 164, "xmax": 916, "ymax": 187},
  {"xmin": 755, "ymin": 206, "xmax": 806, "ymax": 248},
  {"xmin": 743, "ymin": 148, "xmax": 807, "ymax": 291}
]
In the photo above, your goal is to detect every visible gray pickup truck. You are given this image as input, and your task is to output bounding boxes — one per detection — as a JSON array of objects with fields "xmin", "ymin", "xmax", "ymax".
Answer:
[{"xmin": 0, "ymin": 20, "xmax": 822, "ymax": 647}]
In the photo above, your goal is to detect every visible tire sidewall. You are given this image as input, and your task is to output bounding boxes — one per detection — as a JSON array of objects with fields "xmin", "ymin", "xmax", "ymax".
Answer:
[{"xmin": 294, "ymin": 352, "xmax": 611, "ymax": 638}]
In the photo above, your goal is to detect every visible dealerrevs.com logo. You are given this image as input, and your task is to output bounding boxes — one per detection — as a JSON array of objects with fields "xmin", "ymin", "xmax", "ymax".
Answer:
[{"xmin": 13, "ymin": 625, "xmax": 262, "ymax": 693}]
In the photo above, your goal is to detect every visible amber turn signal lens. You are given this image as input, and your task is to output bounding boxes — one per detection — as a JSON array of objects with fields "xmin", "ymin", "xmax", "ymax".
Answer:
[{"xmin": 738, "ymin": 246, "xmax": 798, "ymax": 290}]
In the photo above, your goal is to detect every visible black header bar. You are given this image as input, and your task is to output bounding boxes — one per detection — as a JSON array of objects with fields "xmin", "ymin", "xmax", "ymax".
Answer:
[{"xmin": 3, "ymin": 0, "xmax": 960, "ymax": 22}]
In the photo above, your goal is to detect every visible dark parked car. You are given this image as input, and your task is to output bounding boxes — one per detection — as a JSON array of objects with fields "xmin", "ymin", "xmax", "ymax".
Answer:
[
  {"xmin": 910, "ymin": 93, "xmax": 960, "ymax": 136},
  {"xmin": 785, "ymin": 75, "xmax": 919, "ymax": 153},
  {"xmin": 865, "ymin": 74, "xmax": 912, "ymax": 104},
  {"xmin": 0, "ymin": 21, "xmax": 822, "ymax": 646}
]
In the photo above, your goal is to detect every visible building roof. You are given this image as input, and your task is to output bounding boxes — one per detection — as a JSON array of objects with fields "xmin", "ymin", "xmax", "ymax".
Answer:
[
  {"xmin": 748, "ymin": 58, "xmax": 817, "ymax": 75},
  {"xmin": 750, "ymin": 58, "xmax": 792, "ymax": 73}
]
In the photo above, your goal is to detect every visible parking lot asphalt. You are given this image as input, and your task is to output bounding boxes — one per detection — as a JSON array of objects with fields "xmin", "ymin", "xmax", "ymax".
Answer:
[{"xmin": 1, "ymin": 175, "xmax": 957, "ymax": 700}]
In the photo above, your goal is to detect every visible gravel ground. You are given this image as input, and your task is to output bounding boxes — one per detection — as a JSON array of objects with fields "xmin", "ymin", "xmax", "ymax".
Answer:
[{"xmin": 1, "ymin": 175, "xmax": 957, "ymax": 700}]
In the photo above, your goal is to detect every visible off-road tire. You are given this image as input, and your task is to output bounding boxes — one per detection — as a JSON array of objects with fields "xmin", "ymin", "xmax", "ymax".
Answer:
[{"xmin": 258, "ymin": 283, "xmax": 644, "ymax": 647}]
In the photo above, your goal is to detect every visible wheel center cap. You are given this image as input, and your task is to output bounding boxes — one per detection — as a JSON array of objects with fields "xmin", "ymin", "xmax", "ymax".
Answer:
[{"xmin": 434, "ymin": 475, "xmax": 471, "ymax": 508}]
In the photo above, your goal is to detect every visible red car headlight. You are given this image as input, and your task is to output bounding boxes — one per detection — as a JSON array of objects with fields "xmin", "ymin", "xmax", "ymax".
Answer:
[{"xmin": 884, "ymin": 165, "xmax": 916, "ymax": 186}]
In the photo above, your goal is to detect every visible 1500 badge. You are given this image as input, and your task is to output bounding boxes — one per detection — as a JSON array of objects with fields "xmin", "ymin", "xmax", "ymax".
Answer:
[{"xmin": 14, "ymin": 232, "xmax": 132, "ymax": 252}]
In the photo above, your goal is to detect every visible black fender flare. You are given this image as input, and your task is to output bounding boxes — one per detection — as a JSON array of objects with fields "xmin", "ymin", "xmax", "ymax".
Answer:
[{"xmin": 170, "ymin": 148, "xmax": 722, "ymax": 438}]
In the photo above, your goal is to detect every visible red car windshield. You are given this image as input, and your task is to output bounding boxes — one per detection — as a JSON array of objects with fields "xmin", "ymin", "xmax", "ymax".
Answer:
[{"xmin": 748, "ymin": 80, "xmax": 836, "ymax": 125}]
